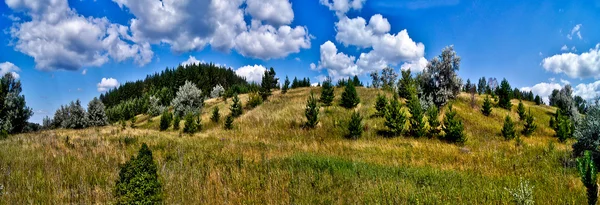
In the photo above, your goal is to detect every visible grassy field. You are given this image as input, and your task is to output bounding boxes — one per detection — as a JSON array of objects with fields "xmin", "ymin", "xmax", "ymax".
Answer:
[{"xmin": 0, "ymin": 87, "xmax": 587, "ymax": 204}]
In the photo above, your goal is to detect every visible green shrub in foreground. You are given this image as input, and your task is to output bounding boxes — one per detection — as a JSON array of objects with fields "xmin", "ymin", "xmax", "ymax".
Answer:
[
  {"xmin": 114, "ymin": 143, "xmax": 162, "ymax": 204},
  {"xmin": 577, "ymin": 151, "xmax": 598, "ymax": 205},
  {"xmin": 442, "ymin": 104, "xmax": 466, "ymax": 144}
]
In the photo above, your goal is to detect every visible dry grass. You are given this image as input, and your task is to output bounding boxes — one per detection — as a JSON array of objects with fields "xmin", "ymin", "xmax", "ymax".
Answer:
[{"xmin": 0, "ymin": 87, "xmax": 586, "ymax": 204}]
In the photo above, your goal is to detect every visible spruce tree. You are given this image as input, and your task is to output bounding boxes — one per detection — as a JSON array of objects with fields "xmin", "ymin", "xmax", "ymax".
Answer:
[
  {"xmin": 320, "ymin": 77, "xmax": 335, "ymax": 106},
  {"xmin": 534, "ymin": 95, "xmax": 542, "ymax": 105},
  {"xmin": 501, "ymin": 115, "xmax": 516, "ymax": 140},
  {"xmin": 375, "ymin": 94, "xmax": 388, "ymax": 117},
  {"xmin": 427, "ymin": 106, "xmax": 441, "ymax": 138},
  {"xmin": 397, "ymin": 69, "xmax": 414, "ymax": 99},
  {"xmin": 211, "ymin": 107, "xmax": 220, "ymax": 123},
  {"xmin": 159, "ymin": 111, "xmax": 172, "ymax": 131},
  {"xmin": 352, "ymin": 75, "xmax": 363, "ymax": 87},
  {"xmin": 224, "ymin": 115, "xmax": 234, "ymax": 130},
  {"xmin": 384, "ymin": 97, "xmax": 407, "ymax": 136},
  {"xmin": 340, "ymin": 81, "xmax": 360, "ymax": 108},
  {"xmin": 347, "ymin": 111, "xmax": 363, "ymax": 139},
  {"xmin": 114, "ymin": 143, "xmax": 162, "ymax": 204},
  {"xmin": 517, "ymin": 100, "xmax": 526, "ymax": 120},
  {"xmin": 305, "ymin": 92, "xmax": 319, "ymax": 128},
  {"xmin": 172, "ymin": 114, "xmax": 180, "ymax": 130},
  {"xmin": 497, "ymin": 78, "xmax": 513, "ymax": 110},
  {"xmin": 522, "ymin": 109, "xmax": 537, "ymax": 136},
  {"xmin": 443, "ymin": 104, "xmax": 466, "ymax": 144},
  {"xmin": 183, "ymin": 113, "xmax": 199, "ymax": 134},
  {"xmin": 551, "ymin": 109, "xmax": 573, "ymax": 142},
  {"xmin": 230, "ymin": 94, "xmax": 243, "ymax": 118},
  {"xmin": 408, "ymin": 92, "xmax": 426, "ymax": 138},
  {"xmin": 282, "ymin": 76, "xmax": 290, "ymax": 94},
  {"xmin": 481, "ymin": 95, "xmax": 493, "ymax": 116},
  {"xmin": 578, "ymin": 151, "xmax": 598, "ymax": 205}
]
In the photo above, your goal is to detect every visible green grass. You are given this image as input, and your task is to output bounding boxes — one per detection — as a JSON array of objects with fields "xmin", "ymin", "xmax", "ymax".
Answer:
[{"xmin": 0, "ymin": 87, "xmax": 587, "ymax": 204}]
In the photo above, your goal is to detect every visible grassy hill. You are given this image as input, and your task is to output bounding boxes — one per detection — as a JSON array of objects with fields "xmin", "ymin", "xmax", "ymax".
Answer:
[{"xmin": 0, "ymin": 87, "xmax": 586, "ymax": 204}]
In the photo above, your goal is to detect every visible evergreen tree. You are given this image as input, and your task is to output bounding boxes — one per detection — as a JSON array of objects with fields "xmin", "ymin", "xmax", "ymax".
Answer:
[
  {"xmin": 427, "ymin": 106, "xmax": 441, "ymax": 138},
  {"xmin": 230, "ymin": 94, "xmax": 243, "ymax": 117},
  {"xmin": 211, "ymin": 107, "xmax": 220, "ymax": 123},
  {"xmin": 259, "ymin": 67, "xmax": 278, "ymax": 101},
  {"xmin": 375, "ymin": 94, "xmax": 388, "ymax": 117},
  {"xmin": 172, "ymin": 114, "xmax": 180, "ymax": 130},
  {"xmin": 442, "ymin": 104, "xmax": 466, "ymax": 144},
  {"xmin": 517, "ymin": 100, "xmax": 526, "ymax": 120},
  {"xmin": 497, "ymin": 78, "xmax": 513, "ymax": 110},
  {"xmin": 159, "ymin": 111, "xmax": 172, "ymax": 131},
  {"xmin": 501, "ymin": 115, "xmax": 516, "ymax": 140},
  {"xmin": 522, "ymin": 109, "xmax": 537, "ymax": 136},
  {"xmin": 397, "ymin": 69, "xmax": 415, "ymax": 99},
  {"xmin": 224, "ymin": 115, "xmax": 234, "ymax": 130},
  {"xmin": 477, "ymin": 77, "xmax": 487, "ymax": 95},
  {"xmin": 87, "ymin": 97, "xmax": 108, "ymax": 127},
  {"xmin": 340, "ymin": 81, "xmax": 360, "ymax": 108},
  {"xmin": 385, "ymin": 97, "xmax": 407, "ymax": 136},
  {"xmin": 114, "ymin": 143, "xmax": 162, "ymax": 204},
  {"xmin": 464, "ymin": 79, "xmax": 472, "ymax": 92},
  {"xmin": 408, "ymin": 92, "xmax": 426, "ymax": 138},
  {"xmin": 282, "ymin": 76, "xmax": 290, "ymax": 94},
  {"xmin": 481, "ymin": 95, "xmax": 493, "ymax": 116},
  {"xmin": 352, "ymin": 75, "xmax": 363, "ymax": 87},
  {"xmin": 534, "ymin": 95, "xmax": 542, "ymax": 105},
  {"xmin": 577, "ymin": 151, "xmax": 598, "ymax": 205},
  {"xmin": 183, "ymin": 113, "xmax": 199, "ymax": 134},
  {"xmin": 347, "ymin": 111, "xmax": 363, "ymax": 139},
  {"xmin": 320, "ymin": 77, "xmax": 335, "ymax": 106},
  {"xmin": 65, "ymin": 99, "xmax": 88, "ymax": 129},
  {"xmin": 304, "ymin": 92, "xmax": 319, "ymax": 128},
  {"xmin": 0, "ymin": 73, "xmax": 33, "ymax": 134},
  {"xmin": 551, "ymin": 109, "xmax": 574, "ymax": 142}
]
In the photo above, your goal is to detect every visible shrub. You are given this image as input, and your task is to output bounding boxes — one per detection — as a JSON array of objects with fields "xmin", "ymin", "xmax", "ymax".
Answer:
[
  {"xmin": 320, "ymin": 77, "xmax": 335, "ymax": 106},
  {"xmin": 147, "ymin": 96, "xmax": 164, "ymax": 117},
  {"xmin": 385, "ymin": 97, "xmax": 407, "ymax": 136},
  {"xmin": 211, "ymin": 107, "xmax": 220, "ymax": 123},
  {"xmin": 183, "ymin": 114, "xmax": 200, "ymax": 134},
  {"xmin": 522, "ymin": 109, "xmax": 537, "ymax": 136},
  {"xmin": 505, "ymin": 178, "xmax": 535, "ymax": 205},
  {"xmin": 130, "ymin": 116, "xmax": 136, "ymax": 128},
  {"xmin": 0, "ymin": 130, "xmax": 7, "ymax": 140},
  {"xmin": 159, "ymin": 111, "xmax": 172, "ymax": 131},
  {"xmin": 171, "ymin": 81, "xmax": 204, "ymax": 117},
  {"xmin": 347, "ymin": 111, "xmax": 363, "ymax": 139},
  {"xmin": 230, "ymin": 94, "xmax": 243, "ymax": 118},
  {"xmin": 340, "ymin": 82, "xmax": 360, "ymax": 109},
  {"xmin": 246, "ymin": 92, "xmax": 263, "ymax": 109},
  {"xmin": 210, "ymin": 84, "xmax": 225, "ymax": 98},
  {"xmin": 502, "ymin": 115, "xmax": 516, "ymax": 140},
  {"xmin": 577, "ymin": 151, "xmax": 598, "ymax": 205},
  {"xmin": 375, "ymin": 94, "xmax": 388, "ymax": 117},
  {"xmin": 305, "ymin": 92, "xmax": 319, "ymax": 128},
  {"xmin": 481, "ymin": 95, "xmax": 492, "ymax": 116},
  {"xmin": 224, "ymin": 115, "xmax": 234, "ymax": 130},
  {"xmin": 114, "ymin": 143, "xmax": 162, "ymax": 204},
  {"xmin": 172, "ymin": 114, "xmax": 181, "ymax": 130},
  {"xmin": 442, "ymin": 104, "xmax": 466, "ymax": 144},
  {"xmin": 517, "ymin": 100, "xmax": 526, "ymax": 120},
  {"xmin": 552, "ymin": 109, "xmax": 573, "ymax": 142}
]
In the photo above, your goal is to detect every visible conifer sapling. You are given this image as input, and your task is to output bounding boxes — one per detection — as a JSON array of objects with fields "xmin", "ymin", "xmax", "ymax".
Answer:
[
  {"xmin": 347, "ymin": 111, "xmax": 363, "ymax": 139},
  {"xmin": 502, "ymin": 115, "xmax": 516, "ymax": 140},
  {"xmin": 305, "ymin": 92, "xmax": 319, "ymax": 128}
]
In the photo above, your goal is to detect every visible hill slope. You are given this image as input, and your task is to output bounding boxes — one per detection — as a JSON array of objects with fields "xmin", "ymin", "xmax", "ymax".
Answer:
[{"xmin": 0, "ymin": 87, "xmax": 585, "ymax": 203}]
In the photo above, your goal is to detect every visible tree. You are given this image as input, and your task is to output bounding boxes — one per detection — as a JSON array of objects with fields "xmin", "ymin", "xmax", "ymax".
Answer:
[
  {"xmin": 522, "ymin": 109, "xmax": 537, "ymax": 136},
  {"xmin": 172, "ymin": 114, "xmax": 180, "ymax": 130},
  {"xmin": 210, "ymin": 84, "xmax": 225, "ymax": 98},
  {"xmin": 230, "ymin": 94, "xmax": 243, "ymax": 117},
  {"xmin": 497, "ymin": 78, "xmax": 513, "ymax": 110},
  {"xmin": 420, "ymin": 46, "xmax": 462, "ymax": 108},
  {"xmin": 159, "ymin": 111, "xmax": 172, "ymax": 131},
  {"xmin": 375, "ymin": 94, "xmax": 388, "ymax": 117},
  {"xmin": 65, "ymin": 100, "xmax": 88, "ymax": 129},
  {"xmin": 147, "ymin": 96, "xmax": 164, "ymax": 117},
  {"xmin": 0, "ymin": 73, "xmax": 33, "ymax": 133},
  {"xmin": 260, "ymin": 67, "xmax": 278, "ymax": 101},
  {"xmin": 408, "ymin": 92, "xmax": 426, "ymax": 138},
  {"xmin": 385, "ymin": 97, "xmax": 407, "ymax": 136},
  {"xmin": 534, "ymin": 95, "xmax": 542, "ymax": 105},
  {"xmin": 320, "ymin": 77, "xmax": 335, "ymax": 106},
  {"xmin": 171, "ymin": 81, "xmax": 204, "ymax": 117},
  {"xmin": 552, "ymin": 109, "xmax": 574, "ymax": 143},
  {"xmin": 427, "ymin": 106, "xmax": 441, "ymax": 138},
  {"xmin": 224, "ymin": 115, "xmax": 234, "ymax": 130},
  {"xmin": 501, "ymin": 115, "xmax": 516, "ymax": 140},
  {"xmin": 370, "ymin": 71, "xmax": 381, "ymax": 89},
  {"xmin": 340, "ymin": 81, "xmax": 360, "ymax": 109},
  {"xmin": 347, "ymin": 111, "xmax": 363, "ymax": 139},
  {"xmin": 573, "ymin": 103, "xmax": 600, "ymax": 162},
  {"xmin": 442, "ymin": 104, "xmax": 466, "ymax": 144},
  {"xmin": 352, "ymin": 75, "xmax": 363, "ymax": 87},
  {"xmin": 183, "ymin": 113, "xmax": 200, "ymax": 134},
  {"xmin": 481, "ymin": 95, "xmax": 493, "ymax": 116},
  {"xmin": 42, "ymin": 116, "xmax": 53, "ymax": 129},
  {"xmin": 246, "ymin": 92, "xmax": 263, "ymax": 109},
  {"xmin": 549, "ymin": 85, "xmax": 580, "ymax": 121},
  {"xmin": 575, "ymin": 95, "xmax": 588, "ymax": 114},
  {"xmin": 380, "ymin": 67, "xmax": 398, "ymax": 91},
  {"xmin": 397, "ymin": 69, "xmax": 415, "ymax": 99},
  {"xmin": 305, "ymin": 92, "xmax": 319, "ymax": 128},
  {"xmin": 477, "ymin": 77, "xmax": 487, "ymax": 95},
  {"xmin": 87, "ymin": 97, "xmax": 108, "ymax": 127},
  {"xmin": 282, "ymin": 76, "xmax": 290, "ymax": 94},
  {"xmin": 211, "ymin": 107, "xmax": 220, "ymax": 123},
  {"xmin": 517, "ymin": 100, "xmax": 526, "ymax": 120},
  {"xmin": 577, "ymin": 151, "xmax": 598, "ymax": 205},
  {"xmin": 114, "ymin": 143, "xmax": 162, "ymax": 204},
  {"xmin": 464, "ymin": 79, "xmax": 472, "ymax": 92}
]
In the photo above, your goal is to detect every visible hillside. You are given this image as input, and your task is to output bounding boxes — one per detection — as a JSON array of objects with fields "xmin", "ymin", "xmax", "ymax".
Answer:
[{"xmin": 0, "ymin": 87, "xmax": 586, "ymax": 204}]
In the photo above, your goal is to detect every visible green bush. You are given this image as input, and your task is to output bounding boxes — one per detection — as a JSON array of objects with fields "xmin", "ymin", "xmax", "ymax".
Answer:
[
  {"xmin": 347, "ymin": 111, "xmax": 363, "ymax": 139},
  {"xmin": 0, "ymin": 130, "xmax": 7, "ymax": 140},
  {"xmin": 375, "ymin": 93, "xmax": 388, "ymax": 117},
  {"xmin": 505, "ymin": 178, "xmax": 535, "ymax": 205},
  {"xmin": 442, "ymin": 104, "xmax": 466, "ymax": 144},
  {"xmin": 517, "ymin": 101, "xmax": 526, "ymax": 121},
  {"xmin": 551, "ymin": 109, "xmax": 573, "ymax": 142},
  {"xmin": 305, "ymin": 92, "xmax": 319, "ymax": 128},
  {"xmin": 577, "ymin": 151, "xmax": 598, "ymax": 205},
  {"xmin": 502, "ymin": 115, "xmax": 516, "ymax": 140},
  {"xmin": 211, "ymin": 107, "xmax": 220, "ymax": 123},
  {"xmin": 384, "ymin": 97, "xmax": 407, "ymax": 136},
  {"xmin": 172, "ymin": 114, "xmax": 180, "ymax": 130},
  {"xmin": 246, "ymin": 92, "xmax": 263, "ymax": 109},
  {"xmin": 159, "ymin": 111, "xmax": 172, "ymax": 131},
  {"xmin": 183, "ymin": 114, "xmax": 200, "ymax": 134},
  {"xmin": 427, "ymin": 106, "xmax": 440, "ymax": 138},
  {"xmin": 481, "ymin": 95, "xmax": 492, "ymax": 116},
  {"xmin": 340, "ymin": 82, "xmax": 360, "ymax": 109},
  {"xmin": 114, "ymin": 143, "xmax": 162, "ymax": 204},
  {"xmin": 224, "ymin": 115, "xmax": 234, "ymax": 130}
]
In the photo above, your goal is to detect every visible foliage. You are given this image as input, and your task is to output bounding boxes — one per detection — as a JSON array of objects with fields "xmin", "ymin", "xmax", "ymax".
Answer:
[
  {"xmin": 210, "ymin": 84, "xmax": 225, "ymax": 99},
  {"xmin": 477, "ymin": 77, "xmax": 487, "ymax": 95},
  {"xmin": 497, "ymin": 78, "xmax": 512, "ymax": 110},
  {"xmin": 517, "ymin": 100, "xmax": 526, "ymax": 120},
  {"xmin": 305, "ymin": 92, "xmax": 319, "ymax": 128},
  {"xmin": 171, "ymin": 81, "xmax": 204, "ymax": 117},
  {"xmin": 481, "ymin": 95, "xmax": 493, "ymax": 116},
  {"xmin": 442, "ymin": 104, "xmax": 466, "ymax": 144},
  {"xmin": 260, "ymin": 67, "xmax": 278, "ymax": 101},
  {"xmin": 577, "ymin": 151, "xmax": 598, "ymax": 205},
  {"xmin": 147, "ymin": 95, "xmax": 164, "ymax": 117},
  {"xmin": 352, "ymin": 75, "xmax": 363, "ymax": 87},
  {"xmin": 420, "ymin": 46, "xmax": 462, "ymax": 108},
  {"xmin": 505, "ymin": 178, "xmax": 535, "ymax": 205},
  {"xmin": 0, "ymin": 73, "xmax": 33, "ymax": 134},
  {"xmin": 384, "ymin": 97, "xmax": 407, "ymax": 136},
  {"xmin": 549, "ymin": 85, "xmax": 580, "ymax": 121},
  {"xmin": 172, "ymin": 114, "xmax": 180, "ymax": 130},
  {"xmin": 0, "ymin": 129, "xmax": 7, "ymax": 140},
  {"xmin": 574, "ymin": 95, "xmax": 588, "ymax": 114},
  {"xmin": 347, "ymin": 111, "xmax": 363, "ymax": 140},
  {"xmin": 369, "ymin": 71, "xmax": 381, "ymax": 89},
  {"xmin": 534, "ymin": 95, "xmax": 542, "ymax": 105},
  {"xmin": 380, "ymin": 67, "xmax": 398, "ymax": 91},
  {"xmin": 211, "ymin": 107, "xmax": 220, "ymax": 123},
  {"xmin": 340, "ymin": 82, "xmax": 360, "ymax": 109},
  {"xmin": 87, "ymin": 97, "xmax": 108, "ymax": 127},
  {"xmin": 397, "ymin": 69, "xmax": 415, "ymax": 99},
  {"xmin": 183, "ymin": 114, "xmax": 200, "ymax": 134},
  {"xmin": 106, "ymin": 97, "xmax": 149, "ymax": 122},
  {"xmin": 374, "ymin": 94, "xmax": 388, "ymax": 117},
  {"xmin": 463, "ymin": 79, "xmax": 472, "ymax": 92},
  {"xmin": 551, "ymin": 109, "xmax": 574, "ymax": 143},
  {"xmin": 224, "ymin": 115, "xmax": 234, "ymax": 130},
  {"xmin": 63, "ymin": 100, "xmax": 88, "ymax": 129},
  {"xmin": 246, "ymin": 92, "xmax": 263, "ymax": 109},
  {"xmin": 42, "ymin": 116, "xmax": 53, "ymax": 129},
  {"xmin": 502, "ymin": 115, "xmax": 516, "ymax": 140},
  {"xmin": 427, "ymin": 106, "xmax": 441, "ymax": 138},
  {"xmin": 230, "ymin": 94, "xmax": 243, "ymax": 118},
  {"xmin": 282, "ymin": 76, "xmax": 290, "ymax": 94},
  {"xmin": 522, "ymin": 109, "xmax": 537, "ymax": 136},
  {"xmin": 320, "ymin": 77, "xmax": 335, "ymax": 106},
  {"xmin": 408, "ymin": 92, "xmax": 426, "ymax": 138},
  {"xmin": 573, "ymin": 104, "xmax": 600, "ymax": 161},
  {"xmin": 159, "ymin": 111, "xmax": 172, "ymax": 131},
  {"xmin": 114, "ymin": 143, "xmax": 162, "ymax": 204},
  {"xmin": 291, "ymin": 77, "xmax": 311, "ymax": 88},
  {"xmin": 130, "ymin": 116, "xmax": 136, "ymax": 128}
]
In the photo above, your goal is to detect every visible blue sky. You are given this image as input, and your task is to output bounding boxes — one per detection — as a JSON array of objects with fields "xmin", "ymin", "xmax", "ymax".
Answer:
[{"xmin": 2, "ymin": 0, "xmax": 600, "ymax": 123}]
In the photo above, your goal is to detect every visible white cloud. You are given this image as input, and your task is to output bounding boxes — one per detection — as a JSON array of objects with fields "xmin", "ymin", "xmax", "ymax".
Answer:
[
  {"xmin": 521, "ymin": 82, "xmax": 562, "ymax": 104},
  {"xmin": 182, "ymin": 56, "xmax": 203, "ymax": 66},
  {"xmin": 567, "ymin": 24, "xmax": 582, "ymax": 40},
  {"xmin": 245, "ymin": 0, "xmax": 294, "ymax": 26},
  {"xmin": 235, "ymin": 64, "xmax": 266, "ymax": 83},
  {"xmin": 0, "ymin": 62, "xmax": 21, "ymax": 79},
  {"xmin": 295, "ymin": 57, "xmax": 301, "ymax": 61},
  {"xmin": 400, "ymin": 57, "xmax": 428, "ymax": 72},
  {"xmin": 82, "ymin": 69, "xmax": 87, "ymax": 75},
  {"xmin": 310, "ymin": 63, "xmax": 317, "ymax": 70},
  {"xmin": 560, "ymin": 79, "xmax": 570, "ymax": 85},
  {"xmin": 541, "ymin": 44, "xmax": 600, "ymax": 78},
  {"xmin": 7, "ymin": 0, "xmax": 153, "ymax": 71},
  {"xmin": 97, "ymin": 77, "xmax": 119, "ymax": 92},
  {"xmin": 319, "ymin": 0, "xmax": 366, "ymax": 17},
  {"xmin": 572, "ymin": 46, "xmax": 577, "ymax": 52},
  {"xmin": 317, "ymin": 41, "xmax": 359, "ymax": 79},
  {"xmin": 561, "ymin": 45, "xmax": 568, "ymax": 51},
  {"xmin": 234, "ymin": 21, "xmax": 310, "ymax": 60},
  {"xmin": 574, "ymin": 80, "xmax": 600, "ymax": 100}
]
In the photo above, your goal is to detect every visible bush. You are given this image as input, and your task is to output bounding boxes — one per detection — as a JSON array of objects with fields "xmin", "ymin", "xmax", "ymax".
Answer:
[
  {"xmin": 114, "ymin": 143, "xmax": 162, "ymax": 204},
  {"xmin": 171, "ymin": 81, "xmax": 204, "ymax": 117},
  {"xmin": 522, "ymin": 109, "xmax": 537, "ymax": 136},
  {"xmin": 427, "ymin": 106, "xmax": 441, "ymax": 138},
  {"xmin": 340, "ymin": 82, "xmax": 360, "ymax": 109},
  {"xmin": 130, "ymin": 116, "xmax": 136, "ymax": 128},
  {"xmin": 159, "ymin": 111, "xmax": 172, "ymax": 131},
  {"xmin": 172, "ymin": 114, "xmax": 180, "ymax": 130},
  {"xmin": 505, "ymin": 178, "xmax": 535, "ymax": 205},
  {"xmin": 517, "ymin": 100, "xmax": 526, "ymax": 120},
  {"xmin": 183, "ymin": 114, "xmax": 200, "ymax": 134},
  {"xmin": 577, "ymin": 151, "xmax": 598, "ymax": 205},
  {"xmin": 211, "ymin": 107, "xmax": 220, "ymax": 123},
  {"xmin": 305, "ymin": 92, "xmax": 319, "ymax": 128},
  {"xmin": 481, "ymin": 95, "xmax": 492, "ymax": 116},
  {"xmin": 320, "ymin": 77, "xmax": 335, "ymax": 106},
  {"xmin": 224, "ymin": 115, "xmax": 234, "ymax": 130},
  {"xmin": 347, "ymin": 111, "xmax": 363, "ymax": 139},
  {"xmin": 210, "ymin": 84, "xmax": 225, "ymax": 98},
  {"xmin": 442, "ymin": 104, "xmax": 466, "ymax": 144},
  {"xmin": 502, "ymin": 115, "xmax": 516, "ymax": 140},
  {"xmin": 147, "ymin": 96, "xmax": 164, "ymax": 117},
  {"xmin": 246, "ymin": 92, "xmax": 263, "ymax": 109},
  {"xmin": 375, "ymin": 94, "xmax": 388, "ymax": 117},
  {"xmin": 230, "ymin": 94, "xmax": 243, "ymax": 118},
  {"xmin": 385, "ymin": 97, "xmax": 407, "ymax": 136},
  {"xmin": 0, "ymin": 130, "xmax": 7, "ymax": 140}
]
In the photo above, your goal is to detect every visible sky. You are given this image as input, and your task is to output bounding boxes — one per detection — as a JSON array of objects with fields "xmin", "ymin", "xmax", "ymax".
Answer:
[{"xmin": 2, "ymin": 0, "xmax": 600, "ymax": 124}]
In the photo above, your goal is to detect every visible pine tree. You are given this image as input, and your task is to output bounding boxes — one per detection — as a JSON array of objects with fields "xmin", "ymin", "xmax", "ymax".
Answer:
[
  {"xmin": 517, "ymin": 100, "xmax": 526, "ymax": 120},
  {"xmin": 497, "ymin": 78, "xmax": 513, "ymax": 110},
  {"xmin": 501, "ymin": 115, "xmax": 516, "ymax": 140},
  {"xmin": 159, "ymin": 111, "xmax": 172, "ymax": 131},
  {"xmin": 375, "ymin": 94, "xmax": 388, "ymax": 117},
  {"xmin": 172, "ymin": 114, "xmax": 180, "ymax": 130},
  {"xmin": 551, "ymin": 109, "xmax": 573, "ymax": 142},
  {"xmin": 534, "ymin": 95, "xmax": 542, "ymax": 105},
  {"xmin": 282, "ymin": 76, "xmax": 290, "ymax": 94},
  {"xmin": 408, "ymin": 92, "xmax": 426, "ymax": 138},
  {"xmin": 305, "ymin": 92, "xmax": 319, "ymax": 128},
  {"xmin": 230, "ymin": 94, "xmax": 243, "ymax": 118},
  {"xmin": 114, "ymin": 143, "xmax": 162, "ymax": 204},
  {"xmin": 522, "ymin": 109, "xmax": 537, "ymax": 136},
  {"xmin": 224, "ymin": 115, "xmax": 234, "ymax": 130},
  {"xmin": 340, "ymin": 81, "xmax": 360, "ymax": 108},
  {"xmin": 87, "ymin": 97, "xmax": 108, "ymax": 127},
  {"xmin": 427, "ymin": 106, "xmax": 441, "ymax": 138},
  {"xmin": 385, "ymin": 97, "xmax": 407, "ymax": 136},
  {"xmin": 397, "ymin": 69, "xmax": 414, "ymax": 99},
  {"xmin": 352, "ymin": 75, "xmax": 363, "ymax": 87},
  {"xmin": 259, "ymin": 67, "xmax": 278, "ymax": 101},
  {"xmin": 481, "ymin": 95, "xmax": 493, "ymax": 116},
  {"xmin": 183, "ymin": 113, "xmax": 199, "ymax": 134},
  {"xmin": 443, "ymin": 104, "xmax": 466, "ymax": 144},
  {"xmin": 577, "ymin": 151, "xmax": 598, "ymax": 205},
  {"xmin": 211, "ymin": 107, "xmax": 220, "ymax": 123},
  {"xmin": 477, "ymin": 77, "xmax": 487, "ymax": 95},
  {"xmin": 320, "ymin": 77, "xmax": 335, "ymax": 106},
  {"xmin": 347, "ymin": 111, "xmax": 363, "ymax": 139}
]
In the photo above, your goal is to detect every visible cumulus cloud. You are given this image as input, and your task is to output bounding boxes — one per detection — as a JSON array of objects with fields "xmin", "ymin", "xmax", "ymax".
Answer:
[
  {"xmin": 182, "ymin": 56, "xmax": 202, "ymax": 66},
  {"xmin": 310, "ymin": 63, "xmax": 317, "ymax": 70},
  {"xmin": 317, "ymin": 41, "xmax": 360, "ymax": 79},
  {"xmin": 245, "ymin": 0, "xmax": 294, "ymax": 26},
  {"xmin": 7, "ymin": 0, "xmax": 153, "ymax": 71},
  {"xmin": 561, "ymin": 45, "xmax": 568, "ymax": 51},
  {"xmin": 567, "ymin": 24, "xmax": 582, "ymax": 40},
  {"xmin": 235, "ymin": 65, "xmax": 266, "ymax": 83},
  {"xmin": 0, "ymin": 62, "xmax": 21, "ymax": 79},
  {"xmin": 320, "ymin": 0, "xmax": 366, "ymax": 17},
  {"xmin": 234, "ymin": 21, "xmax": 311, "ymax": 60},
  {"xmin": 521, "ymin": 82, "xmax": 562, "ymax": 104},
  {"xmin": 82, "ymin": 69, "xmax": 87, "ymax": 75},
  {"xmin": 541, "ymin": 44, "xmax": 600, "ymax": 78},
  {"xmin": 97, "ymin": 77, "xmax": 119, "ymax": 92},
  {"xmin": 574, "ymin": 80, "xmax": 600, "ymax": 100}
]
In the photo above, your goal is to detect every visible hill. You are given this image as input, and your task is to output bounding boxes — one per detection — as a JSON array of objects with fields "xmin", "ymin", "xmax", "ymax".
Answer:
[{"xmin": 0, "ymin": 87, "xmax": 586, "ymax": 203}]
